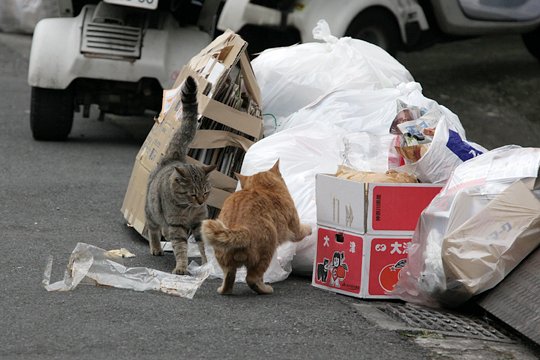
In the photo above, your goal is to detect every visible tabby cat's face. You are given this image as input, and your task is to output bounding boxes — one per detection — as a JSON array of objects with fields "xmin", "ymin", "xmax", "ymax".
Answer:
[{"xmin": 171, "ymin": 165, "xmax": 212, "ymax": 207}]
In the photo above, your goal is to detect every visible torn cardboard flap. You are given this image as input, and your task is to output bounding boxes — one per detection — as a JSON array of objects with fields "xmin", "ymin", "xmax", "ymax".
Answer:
[
  {"xmin": 190, "ymin": 130, "xmax": 254, "ymax": 152},
  {"xmin": 198, "ymin": 96, "xmax": 262, "ymax": 139},
  {"xmin": 239, "ymin": 51, "xmax": 261, "ymax": 106},
  {"xmin": 122, "ymin": 30, "xmax": 263, "ymax": 239},
  {"xmin": 187, "ymin": 30, "xmax": 245, "ymax": 75}
]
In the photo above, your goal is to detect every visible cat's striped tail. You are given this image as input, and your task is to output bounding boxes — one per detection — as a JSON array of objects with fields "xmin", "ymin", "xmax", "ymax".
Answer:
[
  {"xmin": 160, "ymin": 75, "xmax": 199, "ymax": 164},
  {"xmin": 201, "ymin": 219, "xmax": 250, "ymax": 249}
]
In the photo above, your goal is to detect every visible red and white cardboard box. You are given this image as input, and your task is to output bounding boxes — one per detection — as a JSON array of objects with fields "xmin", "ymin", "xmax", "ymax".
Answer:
[
  {"xmin": 316, "ymin": 174, "xmax": 443, "ymax": 235},
  {"xmin": 312, "ymin": 226, "xmax": 413, "ymax": 299},
  {"xmin": 366, "ymin": 182, "xmax": 443, "ymax": 234}
]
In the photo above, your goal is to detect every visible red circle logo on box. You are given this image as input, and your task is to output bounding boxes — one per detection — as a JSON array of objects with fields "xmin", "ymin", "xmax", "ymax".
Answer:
[{"xmin": 378, "ymin": 263, "xmax": 403, "ymax": 293}]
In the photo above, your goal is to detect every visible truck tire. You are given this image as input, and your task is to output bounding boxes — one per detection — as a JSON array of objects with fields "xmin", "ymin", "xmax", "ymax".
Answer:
[
  {"xmin": 522, "ymin": 27, "xmax": 540, "ymax": 61},
  {"xmin": 30, "ymin": 87, "xmax": 74, "ymax": 141},
  {"xmin": 345, "ymin": 8, "xmax": 401, "ymax": 57}
]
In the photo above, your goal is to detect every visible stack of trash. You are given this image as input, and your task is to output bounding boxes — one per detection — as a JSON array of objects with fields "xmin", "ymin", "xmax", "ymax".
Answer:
[
  {"xmin": 239, "ymin": 20, "xmax": 539, "ymax": 308},
  {"xmin": 241, "ymin": 20, "xmax": 485, "ymax": 281}
]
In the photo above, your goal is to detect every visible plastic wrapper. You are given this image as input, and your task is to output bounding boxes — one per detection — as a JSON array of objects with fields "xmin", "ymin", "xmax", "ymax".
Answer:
[
  {"xmin": 43, "ymin": 243, "xmax": 210, "ymax": 299},
  {"xmin": 392, "ymin": 146, "xmax": 540, "ymax": 307},
  {"xmin": 336, "ymin": 166, "xmax": 418, "ymax": 184}
]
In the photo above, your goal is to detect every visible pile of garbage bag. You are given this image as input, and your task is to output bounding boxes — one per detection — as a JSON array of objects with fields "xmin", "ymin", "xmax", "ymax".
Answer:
[
  {"xmin": 234, "ymin": 20, "xmax": 539, "ymax": 307},
  {"xmin": 238, "ymin": 20, "xmax": 484, "ymax": 280}
]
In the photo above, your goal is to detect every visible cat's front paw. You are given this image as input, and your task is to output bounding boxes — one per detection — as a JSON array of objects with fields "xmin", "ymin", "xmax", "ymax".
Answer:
[
  {"xmin": 172, "ymin": 267, "xmax": 188, "ymax": 275},
  {"xmin": 217, "ymin": 285, "xmax": 233, "ymax": 295},
  {"xmin": 150, "ymin": 247, "xmax": 164, "ymax": 256},
  {"xmin": 301, "ymin": 224, "xmax": 312, "ymax": 237}
]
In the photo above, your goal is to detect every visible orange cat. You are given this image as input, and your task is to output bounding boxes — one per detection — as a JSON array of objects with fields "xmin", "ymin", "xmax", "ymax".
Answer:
[{"xmin": 201, "ymin": 160, "xmax": 312, "ymax": 295}]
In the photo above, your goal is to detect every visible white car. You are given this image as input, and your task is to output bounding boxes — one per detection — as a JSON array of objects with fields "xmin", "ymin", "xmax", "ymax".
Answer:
[
  {"xmin": 218, "ymin": 0, "xmax": 540, "ymax": 59},
  {"xmin": 218, "ymin": 0, "xmax": 429, "ymax": 56},
  {"xmin": 27, "ymin": 0, "xmax": 221, "ymax": 141}
]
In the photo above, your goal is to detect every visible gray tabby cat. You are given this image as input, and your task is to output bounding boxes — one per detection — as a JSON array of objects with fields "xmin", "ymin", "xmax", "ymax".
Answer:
[{"xmin": 145, "ymin": 76, "xmax": 215, "ymax": 274}]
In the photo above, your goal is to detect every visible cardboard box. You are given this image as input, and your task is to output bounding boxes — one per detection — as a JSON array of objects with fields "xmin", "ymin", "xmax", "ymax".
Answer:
[
  {"xmin": 313, "ymin": 173, "xmax": 443, "ymax": 298},
  {"xmin": 316, "ymin": 173, "xmax": 443, "ymax": 234},
  {"xmin": 312, "ymin": 226, "xmax": 412, "ymax": 298},
  {"xmin": 121, "ymin": 30, "xmax": 263, "ymax": 238}
]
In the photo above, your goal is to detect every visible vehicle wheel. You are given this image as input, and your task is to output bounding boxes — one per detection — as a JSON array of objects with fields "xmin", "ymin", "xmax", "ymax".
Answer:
[
  {"xmin": 522, "ymin": 27, "xmax": 540, "ymax": 61},
  {"xmin": 345, "ymin": 8, "xmax": 401, "ymax": 57},
  {"xmin": 30, "ymin": 87, "xmax": 74, "ymax": 141}
]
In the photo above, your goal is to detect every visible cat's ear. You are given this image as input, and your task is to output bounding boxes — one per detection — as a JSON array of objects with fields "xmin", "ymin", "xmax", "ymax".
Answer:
[
  {"xmin": 174, "ymin": 167, "xmax": 186, "ymax": 176},
  {"xmin": 203, "ymin": 165, "xmax": 216, "ymax": 175},
  {"xmin": 270, "ymin": 159, "xmax": 280, "ymax": 174},
  {"xmin": 235, "ymin": 172, "xmax": 247, "ymax": 188}
]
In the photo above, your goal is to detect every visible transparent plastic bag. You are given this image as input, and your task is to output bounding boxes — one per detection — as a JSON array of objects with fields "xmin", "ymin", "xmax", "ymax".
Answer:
[
  {"xmin": 43, "ymin": 243, "xmax": 211, "ymax": 299},
  {"xmin": 393, "ymin": 146, "xmax": 540, "ymax": 307}
]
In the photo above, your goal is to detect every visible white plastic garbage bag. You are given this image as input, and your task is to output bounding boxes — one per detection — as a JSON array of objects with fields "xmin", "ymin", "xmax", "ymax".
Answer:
[
  {"xmin": 392, "ymin": 146, "xmax": 540, "ymax": 307},
  {"xmin": 252, "ymin": 20, "xmax": 413, "ymax": 124}
]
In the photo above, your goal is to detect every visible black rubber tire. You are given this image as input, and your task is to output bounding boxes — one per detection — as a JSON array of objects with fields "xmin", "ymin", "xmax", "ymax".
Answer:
[
  {"xmin": 522, "ymin": 26, "xmax": 540, "ymax": 61},
  {"xmin": 30, "ymin": 87, "xmax": 74, "ymax": 141},
  {"xmin": 345, "ymin": 8, "xmax": 402, "ymax": 57}
]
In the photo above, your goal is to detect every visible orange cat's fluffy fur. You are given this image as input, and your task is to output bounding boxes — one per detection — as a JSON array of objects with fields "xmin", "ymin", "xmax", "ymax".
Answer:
[{"xmin": 201, "ymin": 160, "xmax": 312, "ymax": 295}]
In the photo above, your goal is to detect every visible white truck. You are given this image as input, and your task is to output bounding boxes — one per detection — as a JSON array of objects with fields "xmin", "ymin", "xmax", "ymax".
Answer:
[
  {"xmin": 28, "ymin": 0, "xmax": 223, "ymax": 141},
  {"xmin": 218, "ymin": 0, "xmax": 540, "ymax": 59}
]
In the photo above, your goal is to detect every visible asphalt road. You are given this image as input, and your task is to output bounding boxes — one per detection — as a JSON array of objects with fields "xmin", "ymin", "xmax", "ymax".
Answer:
[{"xmin": 0, "ymin": 32, "xmax": 538, "ymax": 360}]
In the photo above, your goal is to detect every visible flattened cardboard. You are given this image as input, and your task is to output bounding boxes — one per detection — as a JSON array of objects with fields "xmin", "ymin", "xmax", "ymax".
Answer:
[{"xmin": 122, "ymin": 30, "xmax": 263, "ymax": 239}]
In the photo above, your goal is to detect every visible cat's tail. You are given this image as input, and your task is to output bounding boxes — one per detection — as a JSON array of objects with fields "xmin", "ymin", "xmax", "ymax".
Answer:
[
  {"xmin": 160, "ymin": 75, "xmax": 199, "ymax": 164},
  {"xmin": 201, "ymin": 219, "xmax": 250, "ymax": 249}
]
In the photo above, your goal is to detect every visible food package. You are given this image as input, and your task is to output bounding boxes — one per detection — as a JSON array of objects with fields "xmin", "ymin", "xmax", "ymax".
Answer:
[{"xmin": 336, "ymin": 165, "xmax": 418, "ymax": 184}]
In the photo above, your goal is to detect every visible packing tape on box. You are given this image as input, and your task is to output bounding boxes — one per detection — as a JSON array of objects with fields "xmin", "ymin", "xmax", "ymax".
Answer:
[
  {"xmin": 198, "ymin": 96, "xmax": 262, "ymax": 139},
  {"xmin": 190, "ymin": 130, "xmax": 254, "ymax": 152}
]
